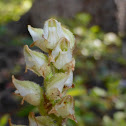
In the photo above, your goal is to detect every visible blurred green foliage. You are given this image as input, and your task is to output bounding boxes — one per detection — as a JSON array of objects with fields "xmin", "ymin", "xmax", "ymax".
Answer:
[
  {"xmin": 57, "ymin": 13, "xmax": 126, "ymax": 126},
  {"xmin": 0, "ymin": 0, "xmax": 33, "ymax": 25}
]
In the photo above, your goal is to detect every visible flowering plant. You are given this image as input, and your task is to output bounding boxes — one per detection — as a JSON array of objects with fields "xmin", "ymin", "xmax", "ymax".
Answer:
[{"xmin": 10, "ymin": 18, "xmax": 76, "ymax": 126}]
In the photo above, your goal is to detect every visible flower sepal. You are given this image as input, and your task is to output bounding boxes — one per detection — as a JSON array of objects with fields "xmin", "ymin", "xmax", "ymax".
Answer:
[
  {"xmin": 24, "ymin": 45, "xmax": 51, "ymax": 77},
  {"xmin": 12, "ymin": 76, "xmax": 43, "ymax": 106}
]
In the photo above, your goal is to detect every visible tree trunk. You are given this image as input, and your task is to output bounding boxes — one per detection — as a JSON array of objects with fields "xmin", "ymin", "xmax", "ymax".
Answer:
[{"xmin": 115, "ymin": 0, "xmax": 126, "ymax": 58}]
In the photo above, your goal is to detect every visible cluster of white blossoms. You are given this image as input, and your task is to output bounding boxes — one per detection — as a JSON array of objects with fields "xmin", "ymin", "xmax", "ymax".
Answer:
[{"xmin": 11, "ymin": 19, "xmax": 76, "ymax": 126}]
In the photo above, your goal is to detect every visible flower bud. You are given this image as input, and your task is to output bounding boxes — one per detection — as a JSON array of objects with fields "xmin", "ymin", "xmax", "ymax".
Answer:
[
  {"xmin": 24, "ymin": 45, "xmax": 51, "ymax": 77},
  {"xmin": 50, "ymin": 38, "xmax": 72, "ymax": 69},
  {"xmin": 49, "ymin": 95, "xmax": 76, "ymax": 122},
  {"xmin": 28, "ymin": 112, "xmax": 58, "ymax": 126},
  {"xmin": 12, "ymin": 76, "xmax": 43, "ymax": 106}
]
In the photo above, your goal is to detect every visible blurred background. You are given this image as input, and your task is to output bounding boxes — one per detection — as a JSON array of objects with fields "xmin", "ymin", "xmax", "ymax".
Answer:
[{"xmin": 1, "ymin": 0, "xmax": 126, "ymax": 126}]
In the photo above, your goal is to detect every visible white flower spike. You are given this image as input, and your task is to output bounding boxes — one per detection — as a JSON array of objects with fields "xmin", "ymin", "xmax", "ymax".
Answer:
[{"xmin": 11, "ymin": 18, "xmax": 76, "ymax": 125}]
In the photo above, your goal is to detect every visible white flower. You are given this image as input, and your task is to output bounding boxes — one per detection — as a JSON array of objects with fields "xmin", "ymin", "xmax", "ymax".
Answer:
[
  {"xmin": 24, "ymin": 45, "xmax": 51, "ymax": 77},
  {"xmin": 49, "ymin": 95, "xmax": 76, "ymax": 122},
  {"xmin": 50, "ymin": 38, "xmax": 73, "ymax": 69},
  {"xmin": 12, "ymin": 76, "xmax": 43, "ymax": 106},
  {"xmin": 28, "ymin": 19, "xmax": 75, "ymax": 52},
  {"xmin": 45, "ymin": 73, "xmax": 68, "ymax": 100},
  {"xmin": 45, "ymin": 72, "xmax": 73, "ymax": 100}
]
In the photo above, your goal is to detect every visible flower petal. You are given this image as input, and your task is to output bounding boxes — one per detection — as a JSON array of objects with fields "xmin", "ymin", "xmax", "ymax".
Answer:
[{"xmin": 43, "ymin": 18, "xmax": 64, "ymax": 49}]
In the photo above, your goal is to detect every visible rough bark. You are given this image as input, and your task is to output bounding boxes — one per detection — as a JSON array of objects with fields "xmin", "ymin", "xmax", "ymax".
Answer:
[{"xmin": 115, "ymin": 0, "xmax": 126, "ymax": 35}]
